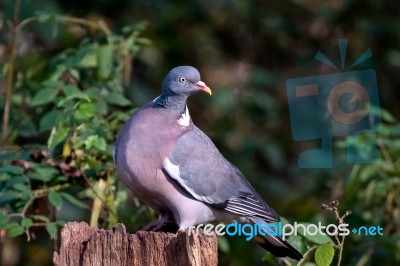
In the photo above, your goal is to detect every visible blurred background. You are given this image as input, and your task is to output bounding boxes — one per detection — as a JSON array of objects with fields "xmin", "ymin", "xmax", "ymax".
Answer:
[{"xmin": 0, "ymin": 0, "xmax": 399, "ymax": 265}]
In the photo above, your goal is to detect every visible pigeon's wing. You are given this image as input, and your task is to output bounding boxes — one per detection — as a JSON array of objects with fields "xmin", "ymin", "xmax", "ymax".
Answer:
[{"xmin": 163, "ymin": 126, "xmax": 279, "ymax": 222}]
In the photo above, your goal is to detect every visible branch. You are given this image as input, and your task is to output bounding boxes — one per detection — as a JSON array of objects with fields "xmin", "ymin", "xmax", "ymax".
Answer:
[
  {"xmin": 322, "ymin": 200, "xmax": 351, "ymax": 266},
  {"xmin": 2, "ymin": 0, "xmax": 20, "ymax": 143}
]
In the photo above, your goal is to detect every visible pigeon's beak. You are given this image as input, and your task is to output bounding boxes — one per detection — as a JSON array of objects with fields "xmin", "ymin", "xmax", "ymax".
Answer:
[{"xmin": 195, "ymin": 81, "xmax": 212, "ymax": 95}]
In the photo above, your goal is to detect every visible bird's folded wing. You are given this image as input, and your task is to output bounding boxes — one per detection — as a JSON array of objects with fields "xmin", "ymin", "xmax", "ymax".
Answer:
[{"xmin": 163, "ymin": 126, "xmax": 279, "ymax": 222}]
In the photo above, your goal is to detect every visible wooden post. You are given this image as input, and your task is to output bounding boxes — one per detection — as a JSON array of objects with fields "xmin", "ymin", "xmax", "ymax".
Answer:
[{"xmin": 53, "ymin": 222, "xmax": 218, "ymax": 266}]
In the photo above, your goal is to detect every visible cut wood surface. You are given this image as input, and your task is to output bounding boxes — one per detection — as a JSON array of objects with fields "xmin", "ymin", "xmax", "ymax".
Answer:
[{"xmin": 53, "ymin": 222, "xmax": 218, "ymax": 266}]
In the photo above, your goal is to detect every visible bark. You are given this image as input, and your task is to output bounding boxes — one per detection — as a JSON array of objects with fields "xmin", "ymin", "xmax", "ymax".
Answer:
[{"xmin": 53, "ymin": 222, "xmax": 218, "ymax": 266}]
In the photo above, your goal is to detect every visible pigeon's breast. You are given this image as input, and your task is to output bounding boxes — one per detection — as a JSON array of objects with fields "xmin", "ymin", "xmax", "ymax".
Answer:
[{"xmin": 116, "ymin": 106, "xmax": 191, "ymax": 209}]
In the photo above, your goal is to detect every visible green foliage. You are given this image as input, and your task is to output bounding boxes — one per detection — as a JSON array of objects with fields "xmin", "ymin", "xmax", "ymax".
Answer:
[
  {"xmin": 0, "ymin": 11, "xmax": 148, "ymax": 244},
  {"xmin": 218, "ymin": 236, "xmax": 231, "ymax": 253},
  {"xmin": 48, "ymin": 191, "xmax": 63, "ymax": 210},
  {"xmin": 294, "ymin": 116, "xmax": 400, "ymax": 266},
  {"xmin": 297, "ymin": 246, "xmax": 318, "ymax": 266},
  {"xmin": 285, "ymin": 226, "xmax": 335, "ymax": 266},
  {"xmin": 46, "ymin": 223, "xmax": 58, "ymax": 239},
  {"xmin": 315, "ymin": 243, "xmax": 335, "ymax": 266},
  {"xmin": 296, "ymin": 223, "xmax": 334, "ymax": 245},
  {"xmin": 341, "ymin": 116, "xmax": 400, "ymax": 263},
  {"xmin": 1, "ymin": 1, "xmax": 399, "ymax": 265}
]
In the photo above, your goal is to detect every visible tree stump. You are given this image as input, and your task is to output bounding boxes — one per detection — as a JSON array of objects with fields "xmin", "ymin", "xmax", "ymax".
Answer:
[{"xmin": 53, "ymin": 222, "xmax": 218, "ymax": 266}]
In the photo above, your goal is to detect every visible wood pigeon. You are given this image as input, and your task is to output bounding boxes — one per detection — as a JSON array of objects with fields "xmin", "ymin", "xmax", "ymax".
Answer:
[{"xmin": 114, "ymin": 66, "xmax": 302, "ymax": 260}]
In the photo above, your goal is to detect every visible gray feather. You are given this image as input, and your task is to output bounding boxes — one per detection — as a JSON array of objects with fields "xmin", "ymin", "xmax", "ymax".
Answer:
[{"xmin": 163, "ymin": 125, "xmax": 280, "ymax": 222}]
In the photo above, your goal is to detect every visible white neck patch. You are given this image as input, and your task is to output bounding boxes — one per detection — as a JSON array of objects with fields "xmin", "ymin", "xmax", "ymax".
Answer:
[
  {"xmin": 152, "ymin": 96, "xmax": 160, "ymax": 103},
  {"xmin": 177, "ymin": 105, "xmax": 191, "ymax": 127}
]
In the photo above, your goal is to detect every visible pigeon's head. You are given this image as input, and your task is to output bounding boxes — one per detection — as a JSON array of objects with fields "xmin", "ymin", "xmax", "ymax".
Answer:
[{"xmin": 161, "ymin": 66, "xmax": 212, "ymax": 97}]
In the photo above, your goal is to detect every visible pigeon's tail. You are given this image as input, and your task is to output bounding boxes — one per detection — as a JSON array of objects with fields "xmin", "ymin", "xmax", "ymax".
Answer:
[{"xmin": 248, "ymin": 218, "xmax": 303, "ymax": 261}]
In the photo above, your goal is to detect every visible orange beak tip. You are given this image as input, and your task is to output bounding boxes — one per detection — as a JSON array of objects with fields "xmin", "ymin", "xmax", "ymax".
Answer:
[{"xmin": 204, "ymin": 86, "xmax": 212, "ymax": 95}]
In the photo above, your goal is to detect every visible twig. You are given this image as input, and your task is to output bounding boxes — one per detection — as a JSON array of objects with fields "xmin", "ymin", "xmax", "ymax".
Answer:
[
  {"xmin": 7, "ymin": 183, "xmax": 71, "ymax": 219},
  {"xmin": 89, "ymin": 178, "xmax": 107, "ymax": 227},
  {"xmin": 16, "ymin": 15, "xmax": 112, "ymax": 36},
  {"xmin": 322, "ymin": 200, "xmax": 351, "ymax": 266},
  {"xmin": 81, "ymin": 171, "xmax": 117, "ymax": 222},
  {"xmin": 2, "ymin": 0, "xmax": 20, "ymax": 143}
]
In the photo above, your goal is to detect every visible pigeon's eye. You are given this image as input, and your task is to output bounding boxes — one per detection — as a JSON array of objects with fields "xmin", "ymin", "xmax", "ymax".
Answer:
[{"xmin": 178, "ymin": 77, "xmax": 186, "ymax": 83}]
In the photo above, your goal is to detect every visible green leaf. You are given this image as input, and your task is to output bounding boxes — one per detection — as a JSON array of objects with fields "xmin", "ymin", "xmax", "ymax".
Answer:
[
  {"xmin": 21, "ymin": 217, "xmax": 33, "ymax": 228},
  {"xmin": 85, "ymin": 87, "xmax": 101, "ymax": 100},
  {"xmin": 0, "ymin": 152, "xmax": 17, "ymax": 160},
  {"xmin": 359, "ymin": 165, "xmax": 376, "ymax": 182},
  {"xmin": 79, "ymin": 51, "xmax": 97, "ymax": 68},
  {"xmin": 84, "ymin": 135, "xmax": 106, "ymax": 151},
  {"xmin": 12, "ymin": 183, "xmax": 30, "ymax": 194},
  {"xmin": 0, "ymin": 191, "xmax": 19, "ymax": 205},
  {"xmin": 287, "ymin": 234, "xmax": 306, "ymax": 254},
  {"xmin": 68, "ymin": 69, "xmax": 80, "ymax": 81},
  {"xmin": 27, "ymin": 172, "xmax": 48, "ymax": 181},
  {"xmin": 3, "ymin": 221, "xmax": 19, "ymax": 229},
  {"xmin": 29, "ymin": 214, "xmax": 49, "ymax": 223},
  {"xmin": 19, "ymin": 118, "xmax": 37, "ymax": 137},
  {"xmin": 56, "ymin": 220, "xmax": 67, "ymax": 227},
  {"xmin": 41, "ymin": 80, "xmax": 64, "ymax": 88},
  {"xmin": 60, "ymin": 192, "xmax": 89, "ymax": 210},
  {"xmin": 37, "ymin": 13, "xmax": 52, "ymax": 23},
  {"xmin": 34, "ymin": 167, "xmax": 59, "ymax": 180},
  {"xmin": 28, "ymin": 165, "xmax": 59, "ymax": 182},
  {"xmin": 57, "ymin": 92, "xmax": 91, "ymax": 108},
  {"xmin": 75, "ymin": 102, "xmax": 96, "ymax": 120},
  {"xmin": 0, "ymin": 213, "xmax": 9, "ymax": 227},
  {"xmin": 49, "ymin": 65, "xmax": 67, "ymax": 81},
  {"xmin": 39, "ymin": 110, "xmax": 63, "ymax": 132},
  {"xmin": 8, "ymin": 226, "xmax": 25, "ymax": 238},
  {"xmin": 48, "ymin": 191, "xmax": 63, "ymax": 210},
  {"xmin": 0, "ymin": 165, "xmax": 24, "ymax": 175},
  {"xmin": 0, "ymin": 172, "xmax": 10, "ymax": 182},
  {"xmin": 46, "ymin": 223, "xmax": 58, "ymax": 239},
  {"xmin": 297, "ymin": 246, "xmax": 318, "ymax": 266},
  {"xmin": 97, "ymin": 45, "xmax": 113, "ymax": 80},
  {"xmin": 62, "ymin": 85, "xmax": 79, "ymax": 97},
  {"xmin": 296, "ymin": 223, "xmax": 334, "ymax": 245},
  {"xmin": 105, "ymin": 92, "xmax": 131, "ymax": 106},
  {"xmin": 30, "ymin": 88, "xmax": 59, "ymax": 106},
  {"xmin": 261, "ymin": 252, "xmax": 275, "ymax": 263},
  {"xmin": 218, "ymin": 236, "xmax": 230, "ymax": 253},
  {"xmin": 315, "ymin": 243, "xmax": 335, "ymax": 266},
  {"xmin": 52, "ymin": 175, "xmax": 68, "ymax": 183},
  {"xmin": 48, "ymin": 127, "xmax": 69, "ymax": 151},
  {"xmin": 380, "ymin": 109, "xmax": 396, "ymax": 123},
  {"xmin": 136, "ymin": 37, "xmax": 151, "ymax": 46},
  {"xmin": 6, "ymin": 175, "xmax": 27, "ymax": 187},
  {"xmin": 105, "ymin": 194, "xmax": 118, "ymax": 228},
  {"xmin": 122, "ymin": 21, "xmax": 148, "ymax": 34}
]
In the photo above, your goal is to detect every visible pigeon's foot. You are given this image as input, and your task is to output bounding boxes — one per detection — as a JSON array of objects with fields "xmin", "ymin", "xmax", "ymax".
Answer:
[
  {"xmin": 137, "ymin": 220, "xmax": 165, "ymax": 231},
  {"xmin": 137, "ymin": 214, "xmax": 178, "ymax": 233},
  {"xmin": 158, "ymin": 222, "xmax": 179, "ymax": 233}
]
